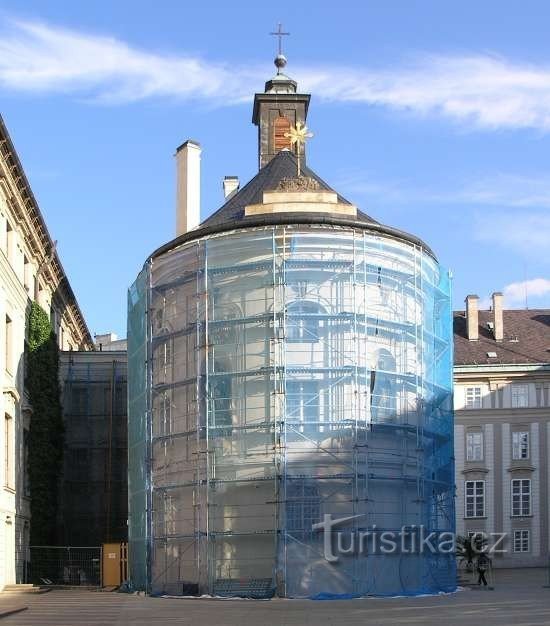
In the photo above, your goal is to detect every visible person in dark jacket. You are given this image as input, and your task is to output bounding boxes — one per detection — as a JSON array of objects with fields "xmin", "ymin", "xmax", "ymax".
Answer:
[{"xmin": 476, "ymin": 552, "xmax": 489, "ymax": 586}]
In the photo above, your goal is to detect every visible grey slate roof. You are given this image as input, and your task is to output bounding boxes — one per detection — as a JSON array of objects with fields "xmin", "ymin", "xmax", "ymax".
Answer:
[
  {"xmin": 150, "ymin": 150, "xmax": 437, "ymax": 260},
  {"xmin": 201, "ymin": 150, "xmax": 378, "ymax": 228},
  {"xmin": 453, "ymin": 309, "xmax": 550, "ymax": 366}
]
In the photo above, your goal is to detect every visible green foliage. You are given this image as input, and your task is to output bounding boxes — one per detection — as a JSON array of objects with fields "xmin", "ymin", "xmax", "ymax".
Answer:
[{"xmin": 27, "ymin": 302, "xmax": 63, "ymax": 545}]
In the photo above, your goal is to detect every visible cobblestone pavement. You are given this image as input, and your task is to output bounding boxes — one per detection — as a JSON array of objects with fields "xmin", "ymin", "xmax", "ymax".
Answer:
[{"xmin": 1, "ymin": 569, "xmax": 549, "ymax": 626}]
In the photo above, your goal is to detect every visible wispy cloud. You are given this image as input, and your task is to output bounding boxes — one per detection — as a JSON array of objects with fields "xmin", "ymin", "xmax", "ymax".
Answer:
[
  {"xmin": 4, "ymin": 19, "xmax": 550, "ymax": 131},
  {"xmin": 474, "ymin": 209, "xmax": 550, "ymax": 258},
  {"xmin": 454, "ymin": 174, "xmax": 550, "ymax": 209},
  {"xmin": 0, "ymin": 19, "xmax": 259, "ymax": 104},
  {"xmin": 337, "ymin": 170, "xmax": 550, "ymax": 211},
  {"xmin": 502, "ymin": 278, "xmax": 550, "ymax": 307}
]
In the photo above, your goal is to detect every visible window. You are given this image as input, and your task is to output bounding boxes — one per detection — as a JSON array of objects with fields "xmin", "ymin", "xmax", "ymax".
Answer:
[
  {"xmin": 511, "ymin": 384, "xmax": 529, "ymax": 408},
  {"xmin": 23, "ymin": 255, "xmax": 30, "ymax": 292},
  {"xmin": 286, "ymin": 482, "xmax": 320, "ymax": 531},
  {"xmin": 465, "ymin": 480, "xmax": 485, "ymax": 518},
  {"xmin": 4, "ymin": 414, "xmax": 13, "ymax": 489},
  {"xmin": 466, "ymin": 431, "xmax": 484, "ymax": 461},
  {"xmin": 211, "ymin": 371, "xmax": 232, "ymax": 432},
  {"xmin": 5, "ymin": 222, "xmax": 13, "ymax": 262},
  {"xmin": 371, "ymin": 349, "xmax": 397, "ymax": 423},
  {"xmin": 273, "ymin": 115, "xmax": 292, "ymax": 152},
  {"xmin": 4, "ymin": 314, "xmax": 12, "ymax": 374},
  {"xmin": 465, "ymin": 386, "xmax": 482, "ymax": 409},
  {"xmin": 287, "ymin": 301, "xmax": 322, "ymax": 343},
  {"xmin": 511, "ymin": 479, "xmax": 531, "ymax": 516},
  {"xmin": 512, "ymin": 431, "xmax": 529, "ymax": 460},
  {"xmin": 286, "ymin": 381, "xmax": 320, "ymax": 432},
  {"xmin": 513, "ymin": 530, "xmax": 530, "ymax": 553}
]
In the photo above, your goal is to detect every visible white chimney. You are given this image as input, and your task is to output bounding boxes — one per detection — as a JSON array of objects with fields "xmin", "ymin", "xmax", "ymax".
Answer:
[
  {"xmin": 175, "ymin": 140, "xmax": 201, "ymax": 236},
  {"xmin": 465, "ymin": 294, "xmax": 479, "ymax": 341},
  {"xmin": 223, "ymin": 176, "xmax": 239, "ymax": 199},
  {"xmin": 492, "ymin": 292, "xmax": 504, "ymax": 342}
]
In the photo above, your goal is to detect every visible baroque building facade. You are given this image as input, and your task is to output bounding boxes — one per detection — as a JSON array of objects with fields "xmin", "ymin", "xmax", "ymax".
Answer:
[
  {"xmin": 454, "ymin": 293, "xmax": 550, "ymax": 567},
  {"xmin": 0, "ymin": 115, "xmax": 92, "ymax": 587}
]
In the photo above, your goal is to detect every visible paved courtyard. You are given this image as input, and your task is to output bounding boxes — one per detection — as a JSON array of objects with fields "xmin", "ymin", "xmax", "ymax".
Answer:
[{"xmin": 1, "ymin": 569, "xmax": 549, "ymax": 626}]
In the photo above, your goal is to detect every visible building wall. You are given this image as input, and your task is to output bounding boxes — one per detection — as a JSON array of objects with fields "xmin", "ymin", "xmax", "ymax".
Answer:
[
  {"xmin": 58, "ymin": 351, "xmax": 128, "ymax": 547},
  {"xmin": 454, "ymin": 366, "xmax": 550, "ymax": 567},
  {"xmin": 0, "ymin": 117, "xmax": 92, "ymax": 587}
]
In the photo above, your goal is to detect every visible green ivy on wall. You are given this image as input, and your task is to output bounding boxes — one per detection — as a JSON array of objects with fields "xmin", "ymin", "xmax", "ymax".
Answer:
[{"xmin": 27, "ymin": 301, "xmax": 63, "ymax": 546}]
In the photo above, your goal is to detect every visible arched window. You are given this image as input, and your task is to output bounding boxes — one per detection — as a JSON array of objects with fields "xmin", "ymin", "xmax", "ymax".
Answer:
[
  {"xmin": 273, "ymin": 115, "xmax": 291, "ymax": 152},
  {"xmin": 286, "ymin": 301, "xmax": 324, "ymax": 343}
]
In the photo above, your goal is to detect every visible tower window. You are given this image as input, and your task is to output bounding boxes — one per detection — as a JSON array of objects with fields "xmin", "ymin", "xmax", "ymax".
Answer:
[{"xmin": 273, "ymin": 115, "xmax": 292, "ymax": 152}]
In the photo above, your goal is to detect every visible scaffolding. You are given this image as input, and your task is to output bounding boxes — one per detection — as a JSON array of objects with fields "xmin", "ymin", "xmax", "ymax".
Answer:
[
  {"xmin": 59, "ymin": 352, "xmax": 128, "ymax": 546},
  {"xmin": 128, "ymin": 224, "xmax": 454, "ymax": 598}
]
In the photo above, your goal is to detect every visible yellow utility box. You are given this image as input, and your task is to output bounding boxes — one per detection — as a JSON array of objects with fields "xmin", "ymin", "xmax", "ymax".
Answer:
[{"xmin": 102, "ymin": 542, "xmax": 128, "ymax": 587}]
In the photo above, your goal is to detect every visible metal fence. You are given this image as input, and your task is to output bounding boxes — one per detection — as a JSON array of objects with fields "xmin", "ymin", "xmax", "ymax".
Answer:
[{"xmin": 19, "ymin": 546, "xmax": 102, "ymax": 586}]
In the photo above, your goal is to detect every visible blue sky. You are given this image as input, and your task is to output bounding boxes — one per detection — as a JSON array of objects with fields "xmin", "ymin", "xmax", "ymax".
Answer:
[{"xmin": 1, "ymin": 1, "xmax": 549, "ymax": 337}]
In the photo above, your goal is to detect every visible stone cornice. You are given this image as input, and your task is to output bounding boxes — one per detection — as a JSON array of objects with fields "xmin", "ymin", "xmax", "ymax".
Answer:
[
  {"xmin": 456, "ymin": 407, "xmax": 550, "ymax": 419},
  {"xmin": 3, "ymin": 386, "xmax": 20, "ymax": 403},
  {"xmin": 507, "ymin": 465, "xmax": 535, "ymax": 473},
  {"xmin": 454, "ymin": 364, "xmax": 550, "ymax": 377}
]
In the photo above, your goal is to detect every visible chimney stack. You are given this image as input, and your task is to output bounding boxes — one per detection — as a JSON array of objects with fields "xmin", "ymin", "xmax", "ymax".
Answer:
[
  {"xmin": 465, "ymin": 294, "xmax": 479, "ymax": 341},
  {"xmin": 492, "ymin": 292, "xmax": 504, "ymax": 342},
  {"xmin": 223, "ymin": 176, "xmax": 239, "ymax": 199},
  {"xmin": 175, "ymin": 140, "xmax": 201, "ymax": 236}
]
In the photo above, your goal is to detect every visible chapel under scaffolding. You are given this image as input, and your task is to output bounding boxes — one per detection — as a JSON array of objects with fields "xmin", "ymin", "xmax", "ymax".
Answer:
[
  {"xmin": 128, "ymin": 219, "xmax": 454, "ymax": 598},
  {"xmin": 128, "ymin": 54, "xmax": 454, "ymax": 599}
]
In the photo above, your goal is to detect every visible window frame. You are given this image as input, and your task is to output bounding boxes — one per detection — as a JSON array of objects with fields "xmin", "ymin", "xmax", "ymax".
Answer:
[
  {"xmin": 511, "ymin": 478, "xmax": 531, "ymax": 517},
  {"xmin": 4, "ymin": 313, "xmax": 13, "ymax": 375},
  {"xmin": 512, "ymin": 431, "xmax": 530, "ymax": 461},
  {"xmin": 464, "ymin": 480, "xmax": 485, "ymax": 518},
  {"xmin": 513, "ymin": 529, "xmax": 530, "ymax": 553},
  {"xmin": 466, "ymin": 430, "xmax": 484, "ymax": 462},
  {"xmin": 465, "ymin": 386, "xmax": 482, "ymax": 410},
  {"xmin": 4, "ymin": 414, "xmax": 13, "ymax": 490},
  {"xmin": 511, "ymin": 384, "xmax": 529, "ymax": 408}
]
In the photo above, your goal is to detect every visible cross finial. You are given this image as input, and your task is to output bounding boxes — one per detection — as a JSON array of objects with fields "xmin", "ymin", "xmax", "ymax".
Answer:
[{"xmin": 270, "ymin": 22, "xmax": 290, "ymax": 57}]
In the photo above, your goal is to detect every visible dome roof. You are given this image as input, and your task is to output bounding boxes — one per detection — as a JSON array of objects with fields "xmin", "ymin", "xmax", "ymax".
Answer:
[{"xmin": 150, "ymin": 150, "xmax": 435, "ymax": 261}]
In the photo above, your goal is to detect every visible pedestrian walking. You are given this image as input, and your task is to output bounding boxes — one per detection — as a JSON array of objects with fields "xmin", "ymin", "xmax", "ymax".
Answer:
[{"xmin": 477, "ymin": 553, "xmax": 489, "ymax": 587}]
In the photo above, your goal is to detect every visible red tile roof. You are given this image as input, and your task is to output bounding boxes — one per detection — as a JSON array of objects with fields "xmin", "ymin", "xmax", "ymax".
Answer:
[{"xmin": 454, "ymin": 309, "xmax": 550, "ymax": 366}]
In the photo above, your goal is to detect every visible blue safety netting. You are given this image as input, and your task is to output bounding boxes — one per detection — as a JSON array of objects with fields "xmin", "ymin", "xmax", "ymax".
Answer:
[{"xmin": 127, "ymin": 225, "xmax": 455, "ymax": 598}]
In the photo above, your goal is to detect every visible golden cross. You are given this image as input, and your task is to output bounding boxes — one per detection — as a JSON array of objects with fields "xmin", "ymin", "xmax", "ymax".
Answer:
[{"xmin": 284, "ymin": 121, "xmax": 313, "ymax": 177}]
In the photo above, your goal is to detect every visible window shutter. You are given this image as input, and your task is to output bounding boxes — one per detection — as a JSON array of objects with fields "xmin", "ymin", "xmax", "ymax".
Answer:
[{"xmin": 274, "ymin": 116, "xmax": 291, "ymax": 152}]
